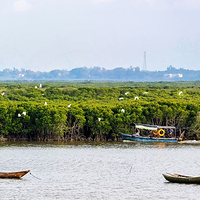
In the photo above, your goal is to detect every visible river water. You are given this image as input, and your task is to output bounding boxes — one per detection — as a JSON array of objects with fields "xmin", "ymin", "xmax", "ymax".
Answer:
[{"xmin": 0, "ymin": 141, "xmax": 200, "ymax": 200}]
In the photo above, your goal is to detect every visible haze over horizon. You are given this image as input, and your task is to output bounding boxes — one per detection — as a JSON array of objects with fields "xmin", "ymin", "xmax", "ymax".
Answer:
[{"xmin": 0, "ymin": 0, "xmax": 200, "ymax": 72}]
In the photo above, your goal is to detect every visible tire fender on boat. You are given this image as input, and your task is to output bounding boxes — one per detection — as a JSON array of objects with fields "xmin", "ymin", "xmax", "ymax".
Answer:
[
  {"xmin": 152, "ymin": 130, "xmax": 159, "ymax": 135},
  {"xmin": 158, "ymin": 129, "xmax": 165, "ymax": 136}
]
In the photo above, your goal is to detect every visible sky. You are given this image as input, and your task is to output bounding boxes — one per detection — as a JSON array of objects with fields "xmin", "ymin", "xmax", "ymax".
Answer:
[{"xmin": 0, "ymin": 0, "xmax": 200, "ymax": 72}]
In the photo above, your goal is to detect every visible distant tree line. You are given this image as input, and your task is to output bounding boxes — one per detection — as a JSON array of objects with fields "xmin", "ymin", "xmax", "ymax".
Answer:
[{"xmin": 0, "ymin": 65, "xmax": 200, "ymax": 81}]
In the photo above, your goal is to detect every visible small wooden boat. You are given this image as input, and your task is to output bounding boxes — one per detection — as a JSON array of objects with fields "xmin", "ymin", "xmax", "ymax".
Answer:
[
  {"xmin": 163, "ymin": 173, "xmax": 200, "ymax": 184},
  {"xmin": 0, "ymin": 170, "xmax": 30, "ymax": 179}
]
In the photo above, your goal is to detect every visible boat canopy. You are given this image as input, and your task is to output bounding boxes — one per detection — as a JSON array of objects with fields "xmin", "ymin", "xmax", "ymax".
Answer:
[{"xmin": 132, "ymin": 123, "xmax": 175, "ymax": 131}]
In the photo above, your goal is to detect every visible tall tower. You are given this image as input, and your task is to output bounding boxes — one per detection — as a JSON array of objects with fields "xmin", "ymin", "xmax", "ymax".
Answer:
[{"xmin": 143, "ymin": 51, "xmax": 147, "ymax": 71}]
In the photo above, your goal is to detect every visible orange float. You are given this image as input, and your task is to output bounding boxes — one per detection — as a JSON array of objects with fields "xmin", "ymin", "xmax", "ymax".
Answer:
[{"xmin": 152, "ymin": 130, "xmax": 159, "ymax": 135}]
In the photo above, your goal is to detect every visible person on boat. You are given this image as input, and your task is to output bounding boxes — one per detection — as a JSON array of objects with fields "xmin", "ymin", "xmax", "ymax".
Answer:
[
  {"xmin": 135, "ymin": 128, "xmax": 140, "ymax": 136},
  {"xmin": 169, "ymin": 128, "xmax": 173, "ymax": 137}
]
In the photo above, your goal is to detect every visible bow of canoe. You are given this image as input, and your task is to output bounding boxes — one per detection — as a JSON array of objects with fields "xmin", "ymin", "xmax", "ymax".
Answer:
[{"xmin": 0, "ymin": 170, "xmax": 30, "ymax": 179}]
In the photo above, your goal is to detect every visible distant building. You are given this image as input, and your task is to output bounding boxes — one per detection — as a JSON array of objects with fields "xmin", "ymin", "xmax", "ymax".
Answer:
[
  {"xmin": 19, "ymin": 73, "xmax": 25, "ymax": 77},
  {"xmin": 164, "ymin": 73, "xmax": 183, "ymax": 78}
]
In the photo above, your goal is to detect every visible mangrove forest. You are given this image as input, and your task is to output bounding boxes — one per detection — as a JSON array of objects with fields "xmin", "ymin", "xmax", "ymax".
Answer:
[{"xmin": 0, "ymin": 81, "xmax": 200, "ymax": 141}]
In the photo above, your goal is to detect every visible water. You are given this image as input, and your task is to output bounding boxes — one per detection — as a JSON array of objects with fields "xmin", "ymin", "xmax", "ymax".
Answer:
[{"xmin": 1, "ymin": 142, "xmax": 200, "ymax": 200}]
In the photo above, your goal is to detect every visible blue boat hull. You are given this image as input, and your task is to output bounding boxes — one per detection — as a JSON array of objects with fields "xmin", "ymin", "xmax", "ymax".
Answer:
[{"xmin": 120, "ymin": 133, "xmax": 178, "ymax": 143}]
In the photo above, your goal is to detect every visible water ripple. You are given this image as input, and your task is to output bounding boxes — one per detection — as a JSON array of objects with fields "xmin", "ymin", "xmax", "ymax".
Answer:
[{"xmin": 0, "ymin": 142, "xmax": 200, "ymax": 199}]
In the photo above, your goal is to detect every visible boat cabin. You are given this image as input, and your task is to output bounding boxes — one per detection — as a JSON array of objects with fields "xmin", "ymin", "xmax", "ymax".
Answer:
[{"xmin": 131, "ymin": 123, "xmax": 176, "ymax": 138}]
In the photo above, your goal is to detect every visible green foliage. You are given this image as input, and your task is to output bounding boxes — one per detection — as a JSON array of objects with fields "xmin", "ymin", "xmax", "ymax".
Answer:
[{"xmin": 0, "ymin": 81, "xmax": 200, "ymax": 141}]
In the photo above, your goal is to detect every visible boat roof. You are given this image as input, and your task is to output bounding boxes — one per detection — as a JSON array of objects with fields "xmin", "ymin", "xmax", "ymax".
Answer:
[{"xmin": 132, "ymin": 123, "xmax": 176, "ymax": 130}]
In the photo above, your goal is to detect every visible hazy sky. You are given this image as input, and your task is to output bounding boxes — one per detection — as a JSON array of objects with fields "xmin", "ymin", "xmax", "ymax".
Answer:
[{"xmin": 0, "ymin": 0, "xmax": 200, "ymax": 71}]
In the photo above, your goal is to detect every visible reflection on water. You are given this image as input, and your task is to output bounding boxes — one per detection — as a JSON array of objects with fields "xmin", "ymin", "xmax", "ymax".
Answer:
[{"xmin": 0, "ymin": 141, "xmax": 200, "ymax": 200}]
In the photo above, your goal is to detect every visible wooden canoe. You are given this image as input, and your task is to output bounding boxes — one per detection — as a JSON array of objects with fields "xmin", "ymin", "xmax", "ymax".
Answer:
[
  {"xmin": 0, "ymin": 170, "xmax": 30, "ymax": 179},
  {"xmin": 163, "ymin": 173, "xmax": 200, "ymax": 184}
]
